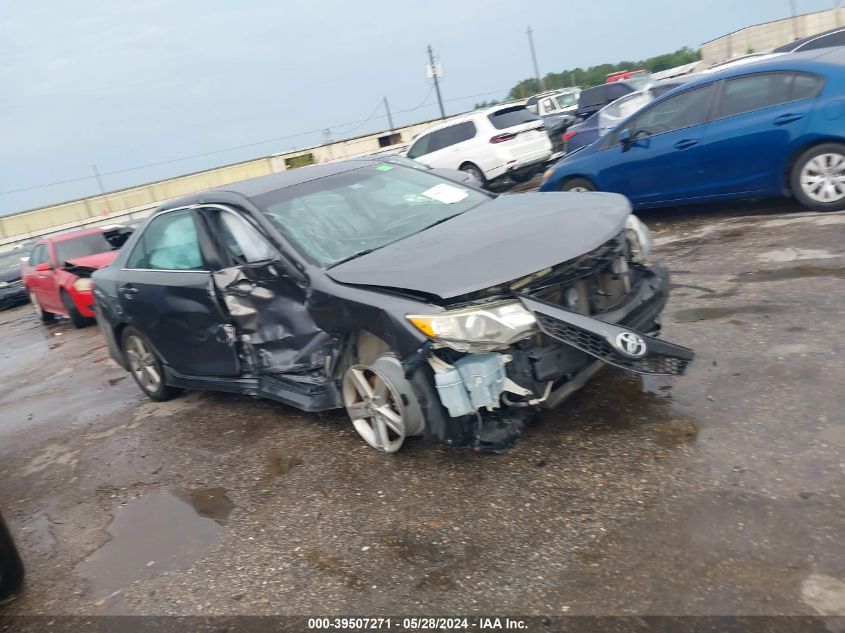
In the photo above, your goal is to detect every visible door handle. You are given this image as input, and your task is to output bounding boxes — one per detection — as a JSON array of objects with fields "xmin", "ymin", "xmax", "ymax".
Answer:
[
  {"xmin": 774, "ymin": 113, "xmax": 803, "ymax": 126},
  {"xmin": 119, "ymin": 285, "xmax": 139, "ymax": 298},
  {"xmin": 674, "ymin": 139, "xmax": 699, "ymax": 150}
]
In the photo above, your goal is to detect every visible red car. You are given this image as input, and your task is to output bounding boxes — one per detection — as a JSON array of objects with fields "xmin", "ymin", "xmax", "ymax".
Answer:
[{"xmin": 22, "ymin": 225, "xmax": 133, "ymax": 327}]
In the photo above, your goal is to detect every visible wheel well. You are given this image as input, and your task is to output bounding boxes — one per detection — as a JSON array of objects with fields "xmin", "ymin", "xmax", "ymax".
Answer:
[
  {"xmin": 113, "ymin": 322, "xmax": 127, "ymax": 346},
  {"xmin": 458, "ymin": 161, "xmax": 480, "ymax": 172},
  {"xmin": 557, "ymin": 175, "xmax": 596, "ymax": 190},
  {"xmin": 783, "ymin": 139, "xmax": 845, "ymax": 195},
  {"xmin": 335, "ymin": 330, "xmax": 392, "ymax": 378}
]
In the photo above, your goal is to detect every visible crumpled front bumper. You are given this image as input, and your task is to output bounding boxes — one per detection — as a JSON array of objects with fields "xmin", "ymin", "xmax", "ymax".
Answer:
[{"xmin": 517, "ymin": 263, "xmax": 693, "ymax": 377}]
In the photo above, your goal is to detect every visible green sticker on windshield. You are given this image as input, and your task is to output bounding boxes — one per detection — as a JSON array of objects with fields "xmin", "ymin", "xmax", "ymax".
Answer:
[{"xmin": 376, "ymin": 164, "xmax": 394, "ymax": 171}]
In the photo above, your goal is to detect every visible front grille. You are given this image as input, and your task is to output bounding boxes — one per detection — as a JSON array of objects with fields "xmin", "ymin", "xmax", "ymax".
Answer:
[{"xmin": 535, "ymin": 312, "xmax": 690, "ymax": 376}]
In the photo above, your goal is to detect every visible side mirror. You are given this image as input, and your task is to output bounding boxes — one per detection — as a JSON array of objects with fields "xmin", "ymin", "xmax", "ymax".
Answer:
[
  {"xmin": 619, "ymin": 129, "xmax": 633, "ymax": 152},
  {"xmin": 34, "ymin": 262, "xmax": 51, "ymax": 272}
]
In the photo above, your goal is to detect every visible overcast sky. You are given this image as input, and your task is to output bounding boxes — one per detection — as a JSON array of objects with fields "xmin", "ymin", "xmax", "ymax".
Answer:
[{"xmin": 0, "ymin": 0, "xmax": 838, "ymax": 214}]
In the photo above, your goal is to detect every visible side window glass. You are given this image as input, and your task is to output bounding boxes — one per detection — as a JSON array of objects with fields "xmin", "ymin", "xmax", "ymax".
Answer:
[
  {"xmin": 407, "ymin": 134, "xmax": 430, "ymax": 159},
  {"xmin": 427, "ymin": 128, "xmax": 452, "ymax": 153},
  {"xmin": 126, "ymin": 209, "xmax": 204, "ymax": 270},
  {"xmin": 625, "ymin": 84, "xmax": 714, "ymax": 139},
  {"xmin": 715, "ymin": 72, "xmax": 801, "ymax": 119},
  {"xmin": 29, "ymin": 245, "xmax": 44, "ymax": 266},
  {"xmin": 790, "ymin": 72, "xmax": 824, "ymax": 100},
  {"xmin": 216, "ymin": 211, "xmax": 278, "ymax": 265},
  {"xmin": 452, "ymin": 121, "xmax": 476, "ymax": 144}
]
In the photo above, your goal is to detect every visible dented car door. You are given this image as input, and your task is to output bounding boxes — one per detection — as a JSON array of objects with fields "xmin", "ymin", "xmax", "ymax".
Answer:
[
  {"xmin": 198, "ymin": 205, "xmax": 334, "ymax": 375},
  {"xmin": 118, "ymin": 207, "xmax": 240, "ymax": 377}
]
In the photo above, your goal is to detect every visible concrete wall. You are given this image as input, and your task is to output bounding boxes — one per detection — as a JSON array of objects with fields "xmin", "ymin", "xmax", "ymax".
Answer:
[
  {"xmin": 701, "ymin": 7, "xmax": 845, "ymax": 64},
  {"xmin": 0, "ymin": 115, "xmax": 456, "ymax": 249}
]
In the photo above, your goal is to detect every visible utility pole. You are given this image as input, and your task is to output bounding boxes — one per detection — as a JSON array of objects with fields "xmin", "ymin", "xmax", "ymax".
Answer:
[
  {"xmin": 92, "ymin": 164, "xmax": 110, "ymax": 214},
  {"xmin": 790, "ymin": 0, "xmax": 799, "ymax": 40},
  {"xmin": 427, "ymin": 44, "xmax": 446, "ymax": 120},
  {"xmin": 526, "ymin": 26, "xmax": 544, "ymax": 91},
  {"xmin": 383, "ymin": 96, "xmax": 394, "ymax": 130}
]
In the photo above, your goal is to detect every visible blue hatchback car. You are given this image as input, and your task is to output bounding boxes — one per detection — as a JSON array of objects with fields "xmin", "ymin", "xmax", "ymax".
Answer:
[{"xmin": 540, "ymin": 49, "xmax": 845, "ymax": 212}]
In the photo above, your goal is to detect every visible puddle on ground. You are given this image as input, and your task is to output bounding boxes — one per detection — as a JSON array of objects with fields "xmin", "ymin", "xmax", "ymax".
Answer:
[
  {"xmin": 173, "ymin": 487, "xmax": 234, "ymax": 525},
  {"xmin": 76, "ymin": 490, "xmax": 228, "ymax": 596},
  {"xmin": 673, "ymin": 304, "xmax": 785, "ymax": 323},
  {"xmin": 731, "ymin": 266, "xmax": 845, "ymax": 284}
]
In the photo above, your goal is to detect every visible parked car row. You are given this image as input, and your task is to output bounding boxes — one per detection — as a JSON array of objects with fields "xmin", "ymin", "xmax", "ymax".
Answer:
[
  {"xmin": 541, "ymin": 48, "xmax": 845, "ymax": 212},
  {"xmin": 563, "ymin": 76, "xmax": 699, "ymax": 154}
]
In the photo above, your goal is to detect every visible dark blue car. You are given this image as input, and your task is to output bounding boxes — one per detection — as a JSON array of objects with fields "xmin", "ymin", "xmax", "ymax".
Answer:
[{"xmin": 540, "ymin": 49, "xmax": 845, "ymax": 212}]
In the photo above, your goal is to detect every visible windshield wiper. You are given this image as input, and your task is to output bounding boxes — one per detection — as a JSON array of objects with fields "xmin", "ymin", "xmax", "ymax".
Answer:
[
  {"xmin": 329, "ymin": 214, "xmax": 464, "ymax": 268},
  {"xmin": 330, "ymin": 248, "xmax": 378, "ymax": 267},
  {"xmin": 417, "ymin": 213, "xmax": 463, "ymax": 233}
]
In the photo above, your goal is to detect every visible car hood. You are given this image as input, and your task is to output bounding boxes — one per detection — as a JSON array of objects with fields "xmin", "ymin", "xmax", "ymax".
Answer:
[
  {"xmin": 327, "ymin": 192, "xmax": 630, "ymax": 300},
  {"xmin": 63, "ymin": 251, "xmax": 119, "ymax": 271},
  {"xmin": 0, "ymin": 265, "xmax": 22, "ymax": 283}
]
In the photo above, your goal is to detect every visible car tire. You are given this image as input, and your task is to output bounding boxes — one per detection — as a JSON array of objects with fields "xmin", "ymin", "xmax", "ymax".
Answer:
[
  {"xmin": 60, "ymin": 290, "xmax": 91, "ymax": 328},
  {"xmin": 558, "ymin": 177, "xmax": 597, "ymax": 193},
  {"xmin": 459, "ymin": 163, "xmax": 487, "ymax": 188},
  {"xmin": 29, "ymin": 291, "xmax": 55, "ymax": 324},
  {"xmin": 790, "ymin": 143, "xmax": 845, "ymax": 212},
  {"xmin": 341, "ymin": 352, "xmax": 425, "ymax": 453},
  {"xmin": 0, "ymin": 513, "xmax": 24, "ymax": 600},
  {"xmin": 510, "ymin": 170, "xmax": 536, "ymax": 183},
  {"xmin": 121, "ymin": 327, "xmax": 179, "ymax": 402}
]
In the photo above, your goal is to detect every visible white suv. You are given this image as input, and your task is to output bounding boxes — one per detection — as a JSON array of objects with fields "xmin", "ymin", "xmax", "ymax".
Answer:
[{"xmin": 406, "ymin": 105, "xmax": 552, "ymax": 186}]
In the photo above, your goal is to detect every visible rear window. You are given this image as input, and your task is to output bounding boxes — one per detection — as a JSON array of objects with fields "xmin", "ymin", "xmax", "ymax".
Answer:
[
  {"xmin": 55, "ymin": 232, "xmax": 114, "ymax": 264},
  {"xmin": 579, "ymin": 85, "xmax": 612, "ymax": 108},
  {"xmin": 488, "ymin": 106, "xmax": 539, "ymax": 130}
]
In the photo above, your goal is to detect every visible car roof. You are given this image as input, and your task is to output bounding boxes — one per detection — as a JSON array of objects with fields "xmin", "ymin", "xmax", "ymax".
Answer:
[
  {"xmin": 667, "ymin": 49, "xmax": 842, "ymax": 93},
  {"xmin": 411, "ymin": 103, "xmax": 531, "ymax": 135},
  {"xmin": 581, "ymin": 80, "xmax": 638, "ymax": 93},
  {"xmin": 773, "ymin": 26, "xmax": 845, "ymax": 53},
  {"xmin": 157, "ymin": 160, "xmax": 379, "ymax": 209},
  {"xmin": 41, "ymin": 226, "xmax": 106, "ymax": 244}
]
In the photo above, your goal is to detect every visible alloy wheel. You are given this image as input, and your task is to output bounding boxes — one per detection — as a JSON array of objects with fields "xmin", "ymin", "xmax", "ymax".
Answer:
[
  {"xmin": 567, "ymin": 186, "xmax": 591, "ymax": 192},
  {"xmin": 342, "ymin": 364, "xmax": 407, "ymax": 453},
  {"xmin": 124, "ymin": 334, "xmax": 162, "ymax": 394},
  {"xmin": 800, "ymin": 153, "xmax": 845, "ymax": 203}
]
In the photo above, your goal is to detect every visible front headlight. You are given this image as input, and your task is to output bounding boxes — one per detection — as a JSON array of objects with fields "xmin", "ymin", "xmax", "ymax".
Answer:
[
  {"xmin": 73, "ymin": 278, "xmax": 94, "ymax": 292},
  {"xmin": 625, "ymin": 214, "xmax": 653, "ymax": 263},
  {"xmin": 0, "ymin": 281, "xmax": 8, "ymax": 289},
  {"xmin": 541, "ymin": 168, "xmax": 554, "ymax": 185},
  {"xmin": 407, "ymin": 300, "xmax": 538, "ymax": 352}
]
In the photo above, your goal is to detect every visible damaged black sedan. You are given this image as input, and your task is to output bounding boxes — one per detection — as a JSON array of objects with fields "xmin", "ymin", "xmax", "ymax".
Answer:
[{"xmin": 92, "ymin": 160, "xmax": 693, "ymax": 452}]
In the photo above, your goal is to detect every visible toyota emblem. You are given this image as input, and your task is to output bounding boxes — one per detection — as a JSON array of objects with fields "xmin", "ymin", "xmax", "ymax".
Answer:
[{"xmin": 615, "ymin": 331, "xmax": 647, "ymax": 358}]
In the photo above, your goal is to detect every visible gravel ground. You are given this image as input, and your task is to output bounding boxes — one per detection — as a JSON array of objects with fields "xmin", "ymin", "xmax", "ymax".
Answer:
[{"xmin": 0, "ymin": 198, "xmax": 843, "ymax": 618}]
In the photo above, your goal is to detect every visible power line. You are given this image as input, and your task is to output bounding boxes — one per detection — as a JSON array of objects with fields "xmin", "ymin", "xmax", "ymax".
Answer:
[
  {"xmin": 394, "ymin": 85, "xmax": 435, "ymax": 113},
  {"xmin": 332, "ymin": 99, "xmax": 386, "ymax": 135},
  {"xmin": 0, "ymin": 86, "xmax": 509, "ymax": 196}
]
